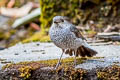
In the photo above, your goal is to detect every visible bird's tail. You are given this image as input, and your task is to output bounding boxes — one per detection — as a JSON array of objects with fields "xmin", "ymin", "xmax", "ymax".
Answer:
[
  {"xmin": 76, "ymin": 46, "xmax": 97, "ymax": 57},
  {"xmin": 65, "ymin": 41, "xmax": 97, "ymax": 57}
]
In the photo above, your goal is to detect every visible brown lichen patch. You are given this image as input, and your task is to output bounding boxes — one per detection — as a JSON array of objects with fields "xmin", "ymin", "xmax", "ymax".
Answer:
[
  {"xmin": 56, "ymin": 65, "xmax": 87, "ymax": 80},
  {"xmin": 87, "ymin": 57, "xmax": 104, "ymax": 59},
  {"xmin": 97, "ymin": 65, "xmax": 120, "ymax": 80},
  {"xmin": 1, "ymin": 57, "xmax": 106, "ymax": 79},
  {"xmin": 2, "ymin": 62, "xmax": 48, "ymax": 79},
  {"xmin": 2, "ymin": 57, "xmax": 86, "ymax": 79},
  {"xmin": 2, "ymin": 61, "xmax": 48, "ymax": 70},
  {"xmin": 3, "ymin": 57, "xmax": 86, "ymax": 70},
  {"xmin": 1, "ymin": 61, "xmax": 120, "ymax": 79},
  {"xmin": 30, "ymin": 65, "xmax": 87, "ymax": 80},
  {"xmin": 2, "ymin": 57, "xmax": 103, "ymax": 70}
]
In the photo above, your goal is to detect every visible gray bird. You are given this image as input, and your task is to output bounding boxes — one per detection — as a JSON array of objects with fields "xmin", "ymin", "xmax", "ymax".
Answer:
[{"xmin": 49, "ymin": 16, "xmax": 97, "ymax": 69}]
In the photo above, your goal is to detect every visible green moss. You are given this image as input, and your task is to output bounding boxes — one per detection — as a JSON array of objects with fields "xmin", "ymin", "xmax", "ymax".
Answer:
[
  {"xmin": 86, "ymin": 30, "xmax": 97, "ymax": 37},
  {"xmin": 3, "ymin": 57, "xmax": 120, "ymax": 79},
  {"xmin": 2, "ymin": 57, "xmax": 87, "ymax": 79},
  {"xmin": 3, "ymin": 57, "xmax": 86, "ymax": 69},
  {"xmin": 2, "ymin": 64, "xmax": 12, "ymax": 70},
  {"xmin": 40, "ymin": 0, "xmax": 120, "ymax": 28},
  {"xmin": 19, "ymin": 66, "xmax": 32, "ymax": 79},
  {"xmin": 3, "ymin": 57, "xmax": 103, "ymax": 70},
  {"xmin": 56, "ymin": 65, "xmax": 87, "ymax": 80},
  {"xmin": 40, "ymin": 0, "xmax": 101, "ymax": 37},
  {"xmin": 0, "ymin": 0, "xmax": 7, "ymax": 7},
  {"xmin": 97, "ymin": 65, "xmax": 120, "ymax": 80},
  {"xmin": 0, "ymin": 30, "xmax": 15, "ymax": 40},
  {"xmin": 22, "ymin": 31, "xmax": 51, "ymax": 43},
  {"xmin": 2, "ymin": 57, "xmax": 86, "ymax": 71}
]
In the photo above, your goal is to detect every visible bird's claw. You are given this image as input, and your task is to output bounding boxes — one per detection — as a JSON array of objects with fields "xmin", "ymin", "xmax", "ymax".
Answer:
[{"xmin": 55, "ymin": 62, "xmax": 61, "ymax": 69}]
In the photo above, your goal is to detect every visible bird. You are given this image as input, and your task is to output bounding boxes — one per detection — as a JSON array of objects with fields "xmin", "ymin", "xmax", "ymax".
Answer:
[{"xmin": 49, "ymin": 16, "xmax": 97, "ymax": 69}]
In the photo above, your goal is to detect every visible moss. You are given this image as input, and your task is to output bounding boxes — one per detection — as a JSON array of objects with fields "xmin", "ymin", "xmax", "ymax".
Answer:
[
  {"xmin": 2, "ymin": 57, "xmax": 87, "ymax": 79},
  {"xmin": 0, "ymin": 0, "xmax": 7, "ymax": 7},
  {"xmin": 3, "ymin": 57, "xmax": 103, "ymax": 70},
  {"xmin": 19, "ymin": 66, "xmax": 32, "ymax": 79},
  {"xmin": 14, "ymin": 0, "xmax": 36, "ymax": 7},
  {"xmin": 2, "ymin": 64, "xmax": 12, "ymax": 70},
  {"xmin": 3, "ymin": 57, "xmax": 86, "ymax": 69},
  {"xmin": 56, "ymin": 65, "xmax": 87, "ymax": 80},
  {"xmin": 97, "ymin": 65, "xmax": 120, "ymax": 80},
  {"xmin": 2, "ymin": 57, "xmax": 120, "ymax": 79},
  {"xmin": 86, "ymin": 30, "xmax": 97, "ymax": 38},
  {"xmin": 39, "ymin": 0, "xmax": 120, "ymax": 39},
  {"xmin": 0, "ymin": 29, "xmax": 16, "ymax": 40},
  {"xmin": 22, "ymin": 31, "xmax": 51, "ymax": 43},
  {"xmin": 40, "ymin": 0, "xmax": 120, "ymax": 28}
]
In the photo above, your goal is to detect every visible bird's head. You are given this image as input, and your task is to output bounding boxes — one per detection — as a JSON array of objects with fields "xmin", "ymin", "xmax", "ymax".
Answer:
[{"xmin": 52, "ymin": 16, "xmax": 70, "ymax": 25}]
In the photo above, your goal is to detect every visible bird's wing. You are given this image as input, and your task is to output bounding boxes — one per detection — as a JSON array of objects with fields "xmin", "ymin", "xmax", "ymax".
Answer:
[{"xmin": 70, "ymin": 25, "xmax": 86, "ymax": 40}]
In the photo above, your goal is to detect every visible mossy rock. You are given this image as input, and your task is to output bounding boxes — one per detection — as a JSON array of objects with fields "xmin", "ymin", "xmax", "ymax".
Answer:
[
  {"xmin": 2, "ymin": 57, "xmax": 86, "ymax": 79},
  {"xmin": 97, "ymin": 65, "xmax": 120, "ymax": 80},
  {"xmin": 1, "ymin": 57, "xmax": 120, "ymax": 80}
]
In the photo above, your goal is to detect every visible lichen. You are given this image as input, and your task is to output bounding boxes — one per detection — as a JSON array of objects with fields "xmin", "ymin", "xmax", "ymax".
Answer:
[
  {"xmin": 2, "ymin": 63, "xmax": 13, "ymax": 70},
  {"xmin": 2, "ymin": 57, "xmax": 120, "ymax": 79},
  {"xmin": 0, "ymin": 0, "xmax": 7, "ymax": 7},
  {"xmin": 22, "ymin": 31, "xmax": 51, "ymax": 43},
  {"xmin": 2, "ymin": 57, "xmax": 86, "ymax": 79},
  {"xmin": 19, "ymin": 66, "xmax": 32, "ymax": 79},
  {"xmin": 40, "ymin": 0, "xmax": 120, "ymax": 32},
  {"xmin": 2, "ymin": 57, "xmax": 103, "ymax": 70},
  {"xmin": 97, "ymin": 65, "xmax": 120, "ymax": 80},
  {"xmin": 56, "ymin": 65, "xmax": 87, "ymax": 80}
]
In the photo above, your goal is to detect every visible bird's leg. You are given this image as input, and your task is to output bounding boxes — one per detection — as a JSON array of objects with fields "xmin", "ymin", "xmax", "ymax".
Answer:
[
  {"xmin": 55, "ymin": 49, "xmax": 64, "ymax": 69},
  {"xmin": 74, "ymin": 50, "xmax": 77, "ymax": 68}
]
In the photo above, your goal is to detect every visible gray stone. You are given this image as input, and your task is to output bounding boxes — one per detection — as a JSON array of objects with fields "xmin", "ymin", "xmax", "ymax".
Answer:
[{"xmin": 0, "ymin": 42, "xmax": 120, "ymax": 70}]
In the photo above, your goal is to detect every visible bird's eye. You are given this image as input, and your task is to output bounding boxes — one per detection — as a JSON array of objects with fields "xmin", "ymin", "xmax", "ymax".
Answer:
[{"xmin": 61, "ymin": 19, "xmax": 64, "ymax": 22}]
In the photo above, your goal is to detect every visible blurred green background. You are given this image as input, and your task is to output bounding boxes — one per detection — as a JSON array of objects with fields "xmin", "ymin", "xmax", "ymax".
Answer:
[{"xmin": 0, "ymin": 0, "xmax": 120, "ymax": 48}]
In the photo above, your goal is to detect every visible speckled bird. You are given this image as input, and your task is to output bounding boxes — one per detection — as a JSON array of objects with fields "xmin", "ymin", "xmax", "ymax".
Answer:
[{"xmin": 49, "ymin": 16, "xmax": 97, "ymax": 69}]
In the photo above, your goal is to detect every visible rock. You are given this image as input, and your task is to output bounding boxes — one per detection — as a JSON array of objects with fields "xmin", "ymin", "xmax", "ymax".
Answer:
[
  {"xmin": 97, "ymin": 32, "xmax": 120, "ymax": 41},
  {"xmin": 0, "ymin": 47, "xmax": 5, "ymax": 50},
  {"xmin": 0, "ymin": 42, "xmax": 120, "ymax": 79},
  {"xmin": 0, "ymin": 42, "xmax": 120, "ymax": 69}
]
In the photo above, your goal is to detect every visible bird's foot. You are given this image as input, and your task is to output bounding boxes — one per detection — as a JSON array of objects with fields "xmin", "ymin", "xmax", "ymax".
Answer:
[
  {"xmin": 74, "ymin": 64, "xmax": 76, "ymax": 68},
  {"xmin": 74, "ymin": 60, "xmax": 76, "ymax": 68},
  {"xmin": 54, "ymin": 62, "xmax": 61, "ymax": 69}
]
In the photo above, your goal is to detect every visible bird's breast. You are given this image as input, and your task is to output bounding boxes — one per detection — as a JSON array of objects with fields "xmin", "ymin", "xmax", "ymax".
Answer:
[{"xmin": 49, "ymin": 29, "xmax": 76, "ymax": 49}]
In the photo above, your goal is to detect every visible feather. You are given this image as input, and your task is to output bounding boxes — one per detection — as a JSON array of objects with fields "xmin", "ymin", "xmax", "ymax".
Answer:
[
  {"xmin": 69, "ymin": 25, "xmax": 86, "ymax": 40},
  {"xmin": 65, "ymin": 46, "xmax": 97, "ymax": 57}
]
